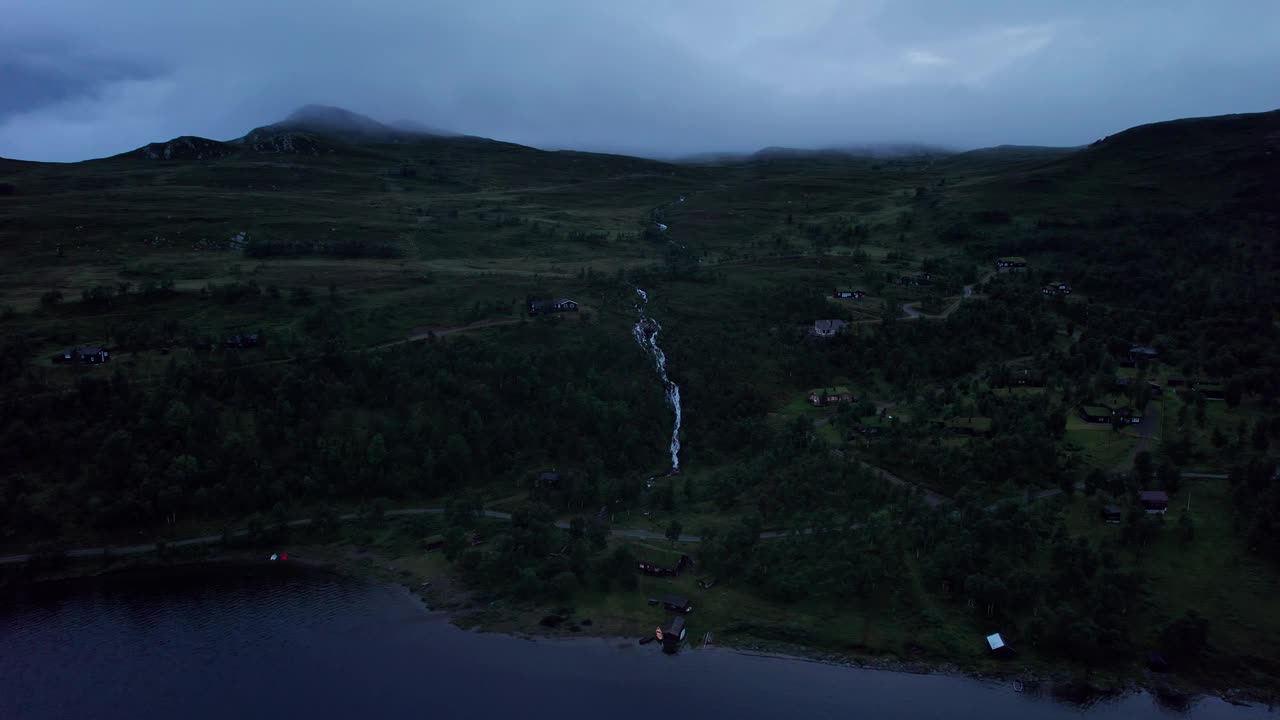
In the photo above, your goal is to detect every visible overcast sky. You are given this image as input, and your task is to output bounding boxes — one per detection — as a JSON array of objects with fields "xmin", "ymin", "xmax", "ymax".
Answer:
[{"xmin": 2, "ymin": 0, "xmax": 1277, "ymax": 162}]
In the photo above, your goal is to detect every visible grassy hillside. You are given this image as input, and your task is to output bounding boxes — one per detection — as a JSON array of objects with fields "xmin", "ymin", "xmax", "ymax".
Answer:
[{"xmin": 2, "ymin": 108, "xmax": 1279, "ymax": 694}]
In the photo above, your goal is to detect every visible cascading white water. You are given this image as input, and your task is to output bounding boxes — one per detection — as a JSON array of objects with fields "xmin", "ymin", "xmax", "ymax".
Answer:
[{"xmin": 633, "ymin": 288, "xmax": 682, "ymax": 474}]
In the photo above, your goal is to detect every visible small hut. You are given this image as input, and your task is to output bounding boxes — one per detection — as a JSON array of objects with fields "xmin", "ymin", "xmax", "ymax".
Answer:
[
  {"xmin": 661, "ymin": 595, "xmax": 693, "ymax": 614},
  {"xmin": 657, "ymin": 616, "xmax": 687, "ymax": 653},
  {"xmin": 986, "ymin": 632, "xmax": 1013, "ymax": 658}
]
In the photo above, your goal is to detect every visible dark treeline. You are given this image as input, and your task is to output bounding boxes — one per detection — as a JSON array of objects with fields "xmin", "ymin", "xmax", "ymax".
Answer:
[{"xmin": 0, "ymin": 322, "xmax": 667, "ymax": 541}]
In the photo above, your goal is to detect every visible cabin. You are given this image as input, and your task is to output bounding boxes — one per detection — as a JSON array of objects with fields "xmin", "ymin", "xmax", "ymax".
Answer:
[
  {"xmin": 1005, "ymin": 368, "xmax": 1044, "ymax": 387},
  {"xmin": 1139, "ymin": 490, "xmax": 1170, "ymax": 514},
  {"xmin": 848, "ymin": 423, "xmax": 882, "ymax": 438},
  {"xmin": 423, "ymin": 534, "xmax": 445, "ymax": 552},
  {"xmin": 1102, "ymin": 504, "xmax": 1124, "ymax": 524},
  {"xmin": 812, "ymin": 319, "xmax": 848, "ymax": 337},
  {"xmin": 1078, "ymin": 405, "xmax": 1114, "ymax": 424},
  {"xmin": 897, "ymin": 274, "xmax": 934, "ymax": 286},
  {"xmin": 535, "ymin": 470, "xmax": 562, "ymax": 489},
  {"xmin": 1115, "ymin": 407, "xmax": 1143, "ymax": 425},
  {"xmin": 224, "ymin": 333, "xmax": 262, "ymax": 349},
  {"xmin": 1041, "ymin": 281, "xmax": 1072, "ymax": 295},
  {"xmin": 637, "ymin": 552, "xmax": 691, "ymax": 577},
  {"xmin": 986, "ymin": 632, "xmax": 1014, "ymax": 657},
  {"xmin": 1197, "ymin": 383, "xmax": 1226, "ymax": 400},
  {"xmin": 528, "ymin": 298, "xmax": 580, "ymax": 315},
  {"xmin": 833, "ymin": 289, "xmax": 866, "ymax": 299},
  {"xmin": 944, "ymin": 417, "xmax": 993, "ymax": 437},
  {"xmin": 55, "ymin": 347, "xmax": 110, "ymax": 364},
  {"xmin": 995, "ymin": 257, "xmax": 1027, "ymax": 272},
  {"xmin": 656, "ymin": 616, "xmax": 687, "ymax": 653},
  {"xmin": 661, "ymin": 595, "xmax": 693, "ymax": 614},
  {"xmin": 1129, "ymin": 346, "xmax": 1159, "ymax": 363},
  {"xmin": 1115, "ymin": 378, "xmax": 1162, "ymax": 397},
  {"xmin": 808, "ymin": 386, "xmax": 853, "ymax": 407}
]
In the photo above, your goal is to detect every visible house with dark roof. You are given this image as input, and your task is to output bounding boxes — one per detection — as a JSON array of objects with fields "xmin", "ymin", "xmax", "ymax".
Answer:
[
  {"xmin": 1129, "ymin": 345, "xmax": 1159, "ymax": 363},
  {"xmin": 528, "ymin": 298, "xmax": 580, "ymax": 315},
  {"xmin": 1102, "ymin": 504, "xmax": 1124, "ymax": 523},
  {"xmin": 637, "ymin": 551, "xmax": 691, "ymax": 577},
  {"xmin": 812, "ymin": 319, "xmax": 848, "ymax": 337},
  {"xmin": 897, "ymin": 273, "xmax": 935, "ymax": 286},
  {"xmin": 832, "ymin": 289, "xmax": 866, "ymax": 299},
  {"xmin": 1004, "ymin": 368, "xmax": 1044, "ymax": 387},
  {"xmin": 808, "ymin": 386, "xmax": 853, "ymax": 407},
  {"xmin": 1078, "ymin": 404, "xmax": 1114, "ymax": 424},
  {"xmin": 536, "ymin": 470, "xmax": 562, "ymax": 489},
  {"xmin": 661, "ymin": 595, "xmax": 693, "ymax": 614},
  {"xmin": 1041, "ymin": 281, "xmax": 1072, "ymax": 295},
  {"xmin": 944, "ymin": 417, "xmax": 993, "ymax": 437},
  {"xmin": 657, "ymin": 615, "xmax": 687, "ymax": 653},
  {"xmin": 224, "ymin": 333, "xmax": 262, "ymax": 349},
  {"xmin": 1139, "ymin": 490, "xmax": 1170, "ymax": 514},
  {"xmin": 995, "ymin": 256, "xmax": 1027, "ymax": 272},
  {"xmin": 55, "ymin": 347, "xmax": 110, "ymax": 364},
  {"xmin": 1115, "ymin": 407, "xmax": 1143, "ymax": 425}
]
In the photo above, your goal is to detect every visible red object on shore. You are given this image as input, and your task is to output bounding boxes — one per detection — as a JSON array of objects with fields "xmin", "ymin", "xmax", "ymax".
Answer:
[{"xmin": 280, "ymin": 553, "xmax": 288, "ymax": 560}]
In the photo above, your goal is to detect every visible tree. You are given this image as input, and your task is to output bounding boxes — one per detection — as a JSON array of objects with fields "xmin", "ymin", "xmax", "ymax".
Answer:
[
  {"xmin": 1212, "ymin": 427, "xmax": 1228, "ymax": 449},
  {"xmin": 1224, "ymin": 378, "xmax": 1243, "ymax": 407},
  {"xmin": 666, "ymin": 519, "xmax": 684, "ymax": 544},
  {"xmin": 1252, "ymin": 421, "xmax": 1270, "ymax": 452},
  {"xmin": 1178, "ymin": 510, "xmax": 1195, "ymax": 545},
  {"xmin": 1133, "ymin": 451, "xmax": 1154, "ymax": 485},
  {"xmin": 586, "ymin": 519, "xmax": 610, "ymax": 551},
  {"xmin": 1058, "ymin": 473, "xmax": 1076, "ymax": 498},
  {"xmin": 443, "ymin": 434, "xmax": 472, "ymax": 484},
  {"xmin": 366, "ymin": 433, "xmax": 387, "ymax": 469},
  {"xmin": 1084, "ymin": 468, "xmax": 1106, "ymax": 496},
  {"xmin": 314, "ymin": 505, "xmax": 340, "ymax": 539},
  {"xmin": 611, "ymin": 545, "xmax": 638, "ymax": 590},
  {"xmin": 1158, "ymin": 463, "xmax": 1181, "ymax": 495},
  {"xmin": 550, "ymin": 570, "xmax": 577, "ymax": 600},
  {"xmin": 1161, "ymin": 610, "xmax": 1210, "ymax": 663}
]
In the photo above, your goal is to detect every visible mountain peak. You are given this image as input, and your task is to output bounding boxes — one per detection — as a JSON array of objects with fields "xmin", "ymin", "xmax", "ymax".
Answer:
[{"xmin": 284, "ymin": 105, "xmax": 388, "ymax": 134}]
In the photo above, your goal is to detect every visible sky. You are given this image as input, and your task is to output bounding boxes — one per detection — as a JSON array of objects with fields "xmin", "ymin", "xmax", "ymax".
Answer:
[{"xmin": 1, "ymin": 0, "xmax": 1277, "ymax": 162}]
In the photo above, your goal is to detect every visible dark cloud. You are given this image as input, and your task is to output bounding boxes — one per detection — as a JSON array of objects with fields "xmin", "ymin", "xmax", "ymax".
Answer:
[
  {"xmin": 0, "ymin": 0, "xmax": 1276, "ymax": 161},
  {"xmin": 0, "ymin": 40, "xmax": 159, "ymax": 119}
]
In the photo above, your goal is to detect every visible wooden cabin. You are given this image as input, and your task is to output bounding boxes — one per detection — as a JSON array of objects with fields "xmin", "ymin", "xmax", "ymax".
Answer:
[
  {"xmin": 661, "ymin": 595, "xmax": 693, "ymax": 614},
  {"xmin": 657, "ymin": 616, "xmax": 687, "ymax": 653},
  {"xmin": 1139, "ymin": 490, "xmax": 1170, "ymax": 514},
  {"xmin": 808, "ymin": 386, "xmax": 853, "ymax": 407}
]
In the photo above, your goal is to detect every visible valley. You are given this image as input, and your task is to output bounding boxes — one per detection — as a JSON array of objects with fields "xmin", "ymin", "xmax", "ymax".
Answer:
[{"xmin": 1, "ymin": 106, "xmax": 1279, "ymax": 698}]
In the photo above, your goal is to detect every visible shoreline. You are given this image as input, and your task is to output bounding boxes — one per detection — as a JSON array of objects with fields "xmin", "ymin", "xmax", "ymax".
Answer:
[{"xmin": 3, "ymin": 545, "xmax": 1273, "ymax": 710}]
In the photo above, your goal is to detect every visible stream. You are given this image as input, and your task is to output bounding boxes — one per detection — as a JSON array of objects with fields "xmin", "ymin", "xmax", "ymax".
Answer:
[{"xmin": 632, "ymin": 288, "xmax": 682, "ymax": 474}]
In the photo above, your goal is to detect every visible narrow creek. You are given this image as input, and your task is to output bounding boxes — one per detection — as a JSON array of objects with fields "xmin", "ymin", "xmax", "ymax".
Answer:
[{"xmin": 632, "ymin": 288, "xmax": 682, "ymax": 474}]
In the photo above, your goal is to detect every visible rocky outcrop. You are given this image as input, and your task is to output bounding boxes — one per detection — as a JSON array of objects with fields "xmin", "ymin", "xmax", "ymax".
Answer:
[{"xmin": 130, "ymin": 136, "xmax": 238, "ymax": 161}]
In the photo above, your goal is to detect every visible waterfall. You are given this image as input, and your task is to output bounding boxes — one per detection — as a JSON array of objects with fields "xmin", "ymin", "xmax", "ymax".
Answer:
[{"xmin": 632, "ymin": 288, "xmax": 682, "ymax": 474}]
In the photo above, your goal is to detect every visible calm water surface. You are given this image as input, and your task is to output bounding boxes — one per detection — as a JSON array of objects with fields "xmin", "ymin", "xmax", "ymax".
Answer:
[{"xmin": 1, "ymin": 563, "xmax": 1273, "ymax": 720}]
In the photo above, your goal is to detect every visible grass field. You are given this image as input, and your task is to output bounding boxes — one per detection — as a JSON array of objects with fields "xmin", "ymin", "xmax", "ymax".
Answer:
[{"xmin": 1061, "ymin": 479, "xmax": 1280, "ymax": 683}]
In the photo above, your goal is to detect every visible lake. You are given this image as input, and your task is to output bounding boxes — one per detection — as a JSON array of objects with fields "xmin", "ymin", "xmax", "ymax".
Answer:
[{"xmin": 0, "ymin": 562, "xmax": 1272, "ymax": 720}]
